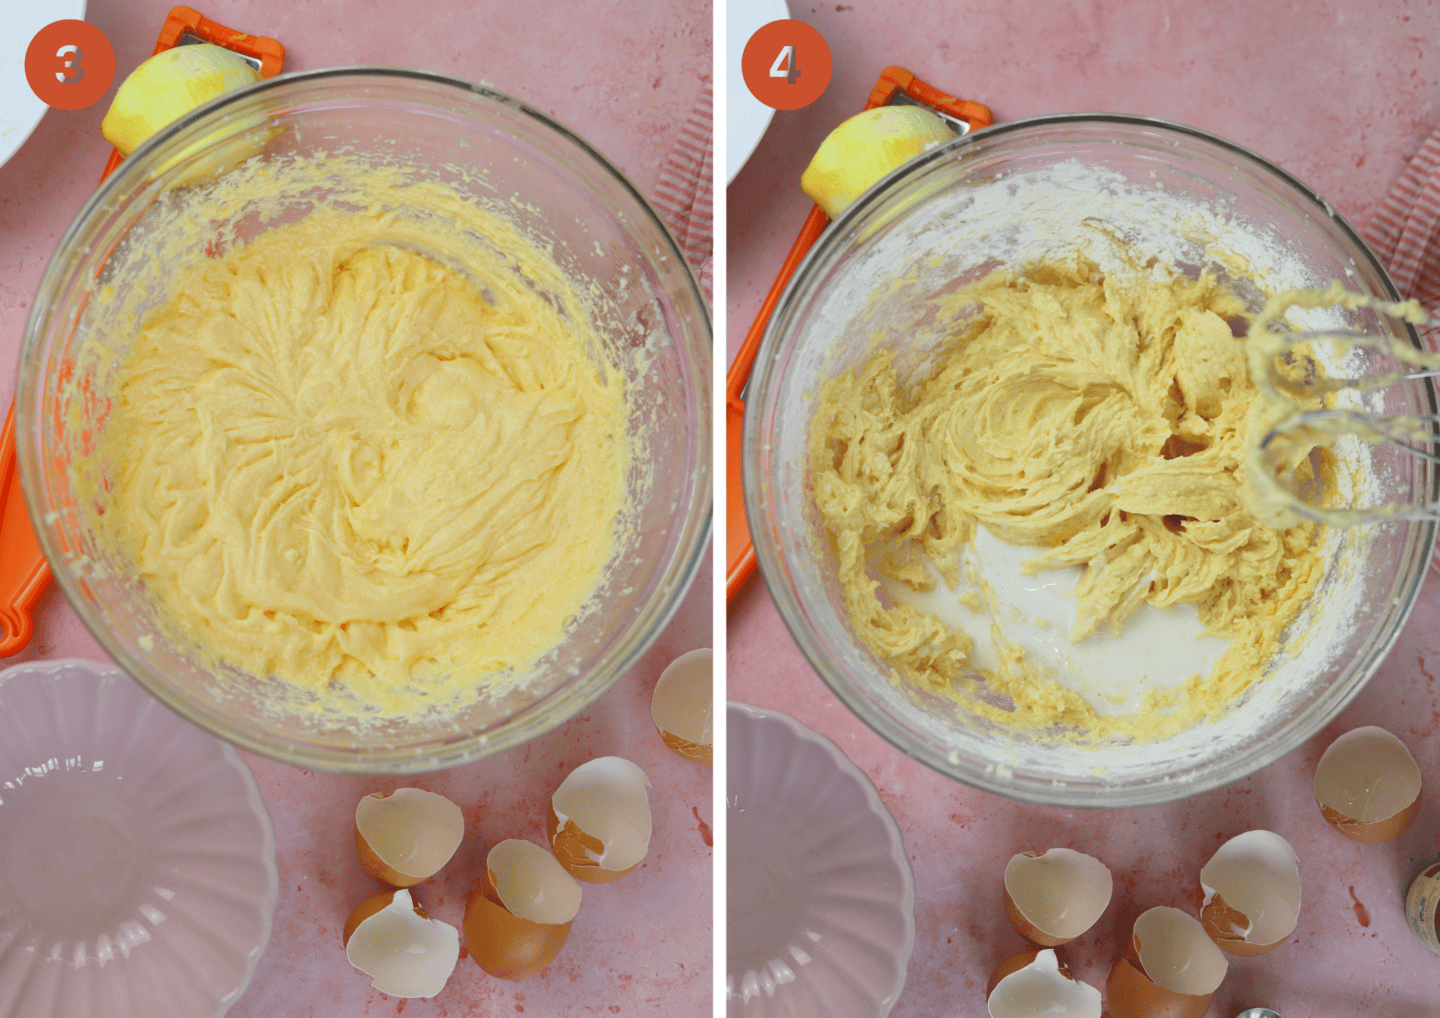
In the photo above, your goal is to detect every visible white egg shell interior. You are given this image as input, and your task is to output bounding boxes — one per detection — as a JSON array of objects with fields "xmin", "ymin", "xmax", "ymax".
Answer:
[
  {"xmin": 1314, "ymin": 726, "xmax": 1422, "ymax": 822},
  {"xmin": 1200, "ymin": 830, "xmax": 1301, "ymax": 945},
  {"xmin": 356, "ymin": 787, "xmax": 465, "ymax": 879},
  {"xmin": 553, "ymin": 756, "xmax": 652, "ymax": 871},
  {"xmin": 489, "ymin": 839, "xmax": 583, "ymax": 925},
  {"xmin": 1005, "ymin": 848, "xmax": 1113, "ymax": 940},
  {"xmin": 987, "ymin": 949, "xmax": 1101, "ymax": 1018},
  {"xmin": 1133, "ymin": 906, "xmax": 1228, "ymax": 995},
  {"xmin": 651, "ymin": 648, "xmax": 714, "ymax": 745},
  {"xmin": 345, "ymin": 889, "xmax": 460, "ymax": 998}
]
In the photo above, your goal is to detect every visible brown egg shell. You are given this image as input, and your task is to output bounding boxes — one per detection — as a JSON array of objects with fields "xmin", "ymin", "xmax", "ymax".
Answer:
[
  {"xmin": 1003, "ymin": 885, "xmax": 1066, "ymax": 948},
  {"xmin": 1107, "ymin": 908, "xmax": 1228, "ymax": 1018},
  {"xmin": 650, "ymin": 648, "xmax": 713, "ymax": 764},
  {"xmin": 353, "ymin": 788, "xmax": 465, "ymax": 886},
  {"xmin": 1105, "ymin": 946, "xmax": 1214, "ymax": 1018},
  {"xmin": 1001, "ymin": 848, "xmax": 1112, "ymax": 947},
  {"xmin": 463, "ymin": 871, "xmax": 573, "ymax": 979},
  {"xmin": 1320, "ymin": 797, "xmax": 1421, "ymax": 844},
  {"xmin": 355, "ymin": 825, "xmax": 421, "ymax": 888},
  {"xmin": 1197, "ymin": 830, "xmax": 1300, "ymax": 956},
  {"xmin": 342, "ymin": 889, "xmax": 426, "ymax": 948},
  {"xmin": 660, "ymin": 729, "xmax": 713, "ymax": 766},
  {"xmin": 1200, "ymin": 887, "xmax": 1293, "ymax": 957},
  {"xmin": 1313, "ymin": 727, "xmax": 1422, "ymax": 843},
  {"xmin": 1199, "ymin": 890, "xmax": 1280, "ymax": 957},
  {"xmin": 985, "ymin": 950, "xmax": 1041, "ymax": 997},
  {"xmin": 546, "ymin": 802, "xmax": 642, "ymax": 884},
  {"xmin": 987, "ymin": 949, "xmax": 1100, "ymax": 1018}
]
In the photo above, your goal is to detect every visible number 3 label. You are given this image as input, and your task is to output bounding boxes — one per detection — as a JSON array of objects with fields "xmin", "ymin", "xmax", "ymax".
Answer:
[
  {"xmin": 742, "ymin": 20, "xmax": 832, "ymax": 111},
  {"xmin": 25, "ymin": 20, "xmax": 114, "ymax": 111},
  {"xmin": 55, "ymin": 44, "xmax": 85, "ymax": 84}
]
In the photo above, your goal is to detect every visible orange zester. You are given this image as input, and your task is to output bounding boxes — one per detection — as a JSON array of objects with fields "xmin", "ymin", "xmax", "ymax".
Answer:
[
  {"xmin": 725, "ymin": 66, "xmax": 991, "ymax": 602},
  {"xmin": 0, "ymin": 6, "xmax": 285, "ymax": 656}
]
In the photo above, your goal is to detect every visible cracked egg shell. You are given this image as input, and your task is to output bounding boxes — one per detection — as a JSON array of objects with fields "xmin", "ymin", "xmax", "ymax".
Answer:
[
  {"xmin": 1106, "ymin": 906, "xmax": 1227, "ymax": 1018},
  {"xmin": 1003, "ymin": 848, "xmax": 1113, "ymax": 947},
  {"xmin": 1313, "ymin": 726, "xmax": 1421, "ymax": 843},
  {"xmin": 464, "ymin": 839, "xmax": 583, "ymax": 980},
  {"xmin": 651, "ymin": 648, "xmax": 713, "ymax": 765},
  {"xmin": 1199, "ymin": 830, "xmax": 1301, "ymax": 956},
  {"xmin": 986, "ymin": 949, "xmax": 1042, "ymax": 998},
  {"xmin": 343, "ymin": 888, "xmax": 460, "ymax": 999},
  {"xmin": 547, "ymin": 756, "xmax": 652, "ymax": 883},
  {"xmin": 986, "ymin": 948, "xmax": 1100, "ymax": 1018},
  {"xmin": 355, "ymin": 787, "xmax": 465, "ymax": 887}
]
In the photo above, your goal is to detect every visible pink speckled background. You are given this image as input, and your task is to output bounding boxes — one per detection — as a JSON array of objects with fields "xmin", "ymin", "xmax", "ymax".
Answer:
[
  {"xmin": 1, "ymin": 1, "xmax": 712, "ymax": 1015},
  {"xmin": 728, "ymin": 2, "xmax": 1440, "ymax": 1016}
]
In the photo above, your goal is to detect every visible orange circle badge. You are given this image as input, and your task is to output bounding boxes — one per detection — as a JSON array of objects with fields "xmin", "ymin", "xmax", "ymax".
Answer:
[
  {"xmin": 25, "ymin": 20, "xmax": 116, "ymax": 112},
  {"xmin": 741, "ymin": 20, "xmax": 832, "ymax": 112}
]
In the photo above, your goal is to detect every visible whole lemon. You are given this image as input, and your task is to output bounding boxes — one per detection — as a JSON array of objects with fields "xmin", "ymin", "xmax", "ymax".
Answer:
[
  {"xmin": 101, "ymin": 44, "xmax": 262, "ymax": 156},
  {"xmin": 801, "ymin": 106, "xmax": 957, "ymax": 219}
]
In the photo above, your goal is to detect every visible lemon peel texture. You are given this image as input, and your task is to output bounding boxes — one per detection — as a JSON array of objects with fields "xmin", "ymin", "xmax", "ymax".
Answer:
[{"xmin": 801, "ymin": 106, "xmax": 956, "ymax": 219}]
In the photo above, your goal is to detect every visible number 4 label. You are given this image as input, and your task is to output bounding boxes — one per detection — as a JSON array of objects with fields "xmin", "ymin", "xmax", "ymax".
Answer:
[
  {"xmin": 742, "ymin": 20, "xmax": 830, "ymax": 111},
  {"xmin": 769, "ymin": 45, "xmax": 799, "ymax": 84}
]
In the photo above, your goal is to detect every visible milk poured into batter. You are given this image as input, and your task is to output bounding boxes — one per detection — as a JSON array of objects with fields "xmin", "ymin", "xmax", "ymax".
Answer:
[{"xmin": 881, "ymin": 527, "xmax": 1232, "ymax": 717}]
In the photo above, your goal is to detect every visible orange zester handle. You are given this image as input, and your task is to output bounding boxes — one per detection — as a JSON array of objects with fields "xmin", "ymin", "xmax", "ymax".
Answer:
[
  {"xmin": 0, "ymin": 153, "xmax": 121, "ymax": 657},
  {"xmin": 867, "ymin": 65, "xmax": 993, "ymax": 129},
  {"xmin": 0, "ymin": 7, "xmax": 285, "ymax": 657},
  {"xmin": 0, "ymin": 404, "xmax": 48, "ymax": 655},
  {"xmin": 725, "ymin": 204, "xmax": 828, "ymax": 601},
  {"xmin": 725, "ymin": 67, "xmax": 992, "ymax": 602}
]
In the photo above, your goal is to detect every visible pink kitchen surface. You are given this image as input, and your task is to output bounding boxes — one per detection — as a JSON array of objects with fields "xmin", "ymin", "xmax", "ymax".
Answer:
[
  {"xmin": 727, "ymin": 2, "xmax": 1440, "ymax": 1016},
  {"xmin": 0, "ymin": 1, "xmax": 713, "ymax": 1016}
]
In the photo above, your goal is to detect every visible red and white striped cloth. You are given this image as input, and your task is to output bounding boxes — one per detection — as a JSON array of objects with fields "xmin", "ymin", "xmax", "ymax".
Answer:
[
  {"xmin": 651, "ymin": 87, "xmax": 713, "ymax": 304},
  {"xmin": 1366, "ymin": 128, "xmax": 1440, "ymax": 339},
  {"xmin": 1365, "ymin": 128, "xmax": 1440, "ymax": 556}
]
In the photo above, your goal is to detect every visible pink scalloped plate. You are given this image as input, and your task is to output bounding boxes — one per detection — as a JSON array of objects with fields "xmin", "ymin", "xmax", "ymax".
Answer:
[
  {"xmin": 0, "ymin": 659, "xmax": 277, "ymax": 1018},
  {"xmin": 727, "ymin": 702, "xmax": 915, "ymax": 1017}
]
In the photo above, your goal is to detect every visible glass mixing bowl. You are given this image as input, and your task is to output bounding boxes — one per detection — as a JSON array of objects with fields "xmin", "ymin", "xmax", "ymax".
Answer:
[
  {"xmin": 18, "ymin": 69, "xmax": 710, "ymax": 773},
  {"xmin": 744, "ymin": 114, "xmax": 1436, "ymax": 808}
]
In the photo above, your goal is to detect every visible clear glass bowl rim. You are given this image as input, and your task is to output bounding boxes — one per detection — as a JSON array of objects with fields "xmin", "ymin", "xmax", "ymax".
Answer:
[
  {"xmin": 18, "ymin": 66, "xmax": 712, "ymax": 774},
  {"xmin": 743, "ymin": 111, "xmax": 1438, "ymax": 808}
]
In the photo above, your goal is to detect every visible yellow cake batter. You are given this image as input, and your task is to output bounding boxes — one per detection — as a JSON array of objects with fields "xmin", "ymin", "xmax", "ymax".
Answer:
[
  {"xmin": 811, "ymin": 260, "xmax": 1325, "ymax": 741},
  {"xmin": 92, "ymin": 177, "xmax": 630, "ymax": 717}
]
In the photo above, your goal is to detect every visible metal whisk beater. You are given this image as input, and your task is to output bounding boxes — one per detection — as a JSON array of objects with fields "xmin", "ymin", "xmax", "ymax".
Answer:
[{"xmin": 1248, "ymin": 288, "xmax": 1440, "ymax": 525}]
